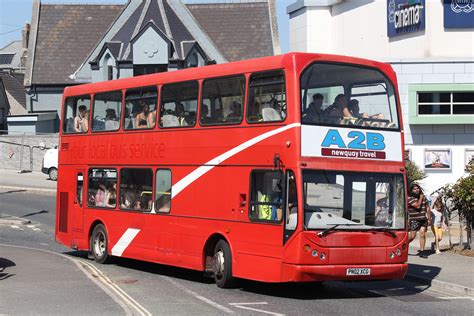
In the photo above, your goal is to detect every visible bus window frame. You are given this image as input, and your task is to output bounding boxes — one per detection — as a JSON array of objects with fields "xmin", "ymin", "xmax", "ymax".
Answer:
[
  {"xmin": 299, "ymin": 61, "xmax": 402, "ymax": 132},
  {"xmin": 246, "ymin": 69, "xmax": 287, "ymax": 125},
  {"xmin": 62, "ymin": 94, "xmax": 92, "ymax": 135},
  {"xmin": 123, "ymin": 86, "xmax": 159, "ymax": 132},
  {"xmin": 159, "ymin": 80, "xmax": 199, "ymax": 129},
  {"xmin": 200, "ymin": 74, "xmax": 247, "ymax": 127},
  {"xmin": 91, "ymin": 90, "xmax": 124, "ymax": 134},
  {"xmin": 86, "ymin": 167, "xmax": 118, "ymax": 210},
  {"xmin": 155, "ymin": 168, "xmax": 172, "ymax": 214},
  {"xmin": 118, "ymin": 167, "xmax": 154, "ymax": 213},
  {"xmin": 248, "ymin": 169, "xmax": 285, "ymax": 224}
]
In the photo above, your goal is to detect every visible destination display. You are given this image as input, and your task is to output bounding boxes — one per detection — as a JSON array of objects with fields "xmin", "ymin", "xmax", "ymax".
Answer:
[{"xmin": 301, "ymin": 125, "xmax": 403, "ymax": 162}]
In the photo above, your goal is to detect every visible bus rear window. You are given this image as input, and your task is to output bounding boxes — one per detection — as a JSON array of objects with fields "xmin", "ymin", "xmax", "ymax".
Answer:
[{"xmin": 301, "ymin": 63, "xmax": 399, "ymax": 129}]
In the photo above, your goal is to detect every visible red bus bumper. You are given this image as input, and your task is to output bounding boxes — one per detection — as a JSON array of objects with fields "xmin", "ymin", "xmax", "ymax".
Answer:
[{"xmin": 281, "ymin": 263, "xmax": 408, "ymax": 282}]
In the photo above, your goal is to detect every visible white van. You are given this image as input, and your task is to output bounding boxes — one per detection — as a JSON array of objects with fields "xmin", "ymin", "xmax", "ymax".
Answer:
[{"xmin": 42, "ymin": 146, "xmax": 58, "ymax": 180}]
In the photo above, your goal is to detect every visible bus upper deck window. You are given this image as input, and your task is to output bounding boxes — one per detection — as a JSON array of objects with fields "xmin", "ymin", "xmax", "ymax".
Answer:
[
  {"xmin": 63, "ymin": 95, "xmax": 91, "ymax": 134},
  {"xmin": 201, "ymin": 75, "xmax": 245, "ymax": 126},
  {"xmin": 247, "ymin": 70, "xmax": 286, "ymax": 123},
  {"xmin": 159, "ymin": 81, "xmax": 198, "ymax": 128},
  {"xmin": 124, "ymin": 86, "xmax": 158, "ymax": 130},
  {"xmin": 92, "ymin": 91, "xmax": 122, "ymax": 132}
]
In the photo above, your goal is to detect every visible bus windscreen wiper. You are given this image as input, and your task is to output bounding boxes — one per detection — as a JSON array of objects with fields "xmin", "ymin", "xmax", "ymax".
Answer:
[
  {"xmin": 317, "ymin": 223, "xmax": 363, "ymax": 237},
  {"xmin": 368, "ymin": 227, "xmax": 397, "ymax": 238}
]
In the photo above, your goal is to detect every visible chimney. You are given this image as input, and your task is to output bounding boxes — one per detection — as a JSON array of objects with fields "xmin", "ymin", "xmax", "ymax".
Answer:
[{"xmin": 22, "ymin": 23, "xmax": 30, "ymax": 49}]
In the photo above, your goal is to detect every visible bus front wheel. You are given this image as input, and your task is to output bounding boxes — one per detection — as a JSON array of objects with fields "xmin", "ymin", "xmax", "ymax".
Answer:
[
  {"xmin": 90, "ymin": 224, "xmax": 110, "ymax": 264},
  {"xmin": 213, "ymin": 240, "xmax": 235, "ymax": 288}
]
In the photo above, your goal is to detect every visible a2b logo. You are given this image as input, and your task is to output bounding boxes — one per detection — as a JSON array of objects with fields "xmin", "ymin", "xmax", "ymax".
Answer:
[{"xmin": 321, "ymin": 129, "xmax": 385, "ymax": 150}]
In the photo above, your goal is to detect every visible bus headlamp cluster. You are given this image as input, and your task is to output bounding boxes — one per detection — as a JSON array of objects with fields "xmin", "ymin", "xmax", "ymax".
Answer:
[
  {"xmin": 304, "ymin": 244, "xmax": 326, "ymax": 261},
  {"xmin": 389, "ymin": 248, "xmax": 402, "ymax": 260}
]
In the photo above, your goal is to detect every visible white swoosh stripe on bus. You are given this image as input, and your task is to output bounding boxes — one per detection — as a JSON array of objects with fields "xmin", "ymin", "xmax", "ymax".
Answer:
[
  {"xmin": 111, "ymin": 228, "xmax": 141, "ymax": 256},
  {"xmin": 172, "ymin": 123, "xmax": 301, "ymax": 199}
]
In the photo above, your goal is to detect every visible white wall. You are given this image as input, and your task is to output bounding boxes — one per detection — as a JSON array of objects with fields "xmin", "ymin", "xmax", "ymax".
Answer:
[
  {"xmin": 407, "ymin": 145, "xmax": 471, "ymax": 195},
  {"xmin": 290, "ymin": 0, "xmax": 474, "ymax": 60}
]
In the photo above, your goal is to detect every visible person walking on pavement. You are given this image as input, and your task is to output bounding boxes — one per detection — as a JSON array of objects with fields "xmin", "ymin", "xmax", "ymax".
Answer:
[
  {"xmin": 431, "ymin": 197, "xmax": 445, "ymax": 254},
  {"xmin": 408, "ymin": 183, "xmax": 431, "ymax": 258}
]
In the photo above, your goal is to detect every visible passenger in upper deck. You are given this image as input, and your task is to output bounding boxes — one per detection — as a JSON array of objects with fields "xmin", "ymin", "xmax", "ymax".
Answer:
[
  {"xmin": 81, "ymin": 109, "xmax": 90, "ymax": 132},
  {"xmin": 347, "ymin": 99, "xmax": 385, "ymax": 121},
  {"xmin": 302, "ymin": 93, "xmax": 323, "ymax": 123},
  {"xmin": 322, "ymin": 94, "xmax": 351, "ymax": 124},
  {"xmin": 175, "ymin": 102, "xmax": 187, "ymax": 126},
  {"xmin": 74, "ymin": 105, "xmax": 87, "ymax": 132},
  {"xmin": 226, "ymin": 101, "xmax": 242, "ymax": 121},
  {"xmin": 147, "ymin": 109, "xmax": 156, "ymax": 128},
  {"xmin": 200, "ymin": 104, "xmax": 212, "ymax": 124},
  {"xmin": 135, "ymin": 101, "xmax": 149, "ymax": 128}
]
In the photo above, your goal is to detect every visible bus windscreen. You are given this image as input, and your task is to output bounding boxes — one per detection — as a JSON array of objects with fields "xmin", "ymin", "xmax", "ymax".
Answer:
[{"xmin": 303, "ymin": 170, "xmax": 405, "ymax": 230}]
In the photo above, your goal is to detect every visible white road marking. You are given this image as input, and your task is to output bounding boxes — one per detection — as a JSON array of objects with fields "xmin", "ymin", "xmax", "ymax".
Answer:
[
  {"xmin": 79, "ymin": 259, "xmax": 151, "ymax": 316},
  {"xmin": 229, "ymin": 302, "xmax": 284, "ymax": 316},
  {"xmin": 111, "ymin": 228, "xmax": 140, "ymax": 256},
  {"xmin": 172, "ymin": 123, "xmax": 301, "ymax": 198},
  {"xmin": 163, "ymin": 277, "xmax": 234, "ymax": 314},
  {"xmin": 10, "ymin": 225, "xmax": 22, "ymax": 230},
  {"xmin": 27, "ymin": 225, "xmax": 35, "ymax": 228},
  {"xmin": 31, "ymin": 227, "xmax": 41, "ymax": 231},
  {"xmin": 438, "ymin": 296, "xmax": 474, "ymax": 301}
]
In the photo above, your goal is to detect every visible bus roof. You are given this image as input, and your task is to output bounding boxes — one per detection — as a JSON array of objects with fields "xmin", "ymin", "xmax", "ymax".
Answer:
[{"xmin": 63, "ymin": 52, "xmax": 395, "ymax": 97}]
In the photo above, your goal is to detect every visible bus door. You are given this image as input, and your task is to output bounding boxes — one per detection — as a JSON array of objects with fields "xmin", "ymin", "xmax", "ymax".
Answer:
[
  {"xmin": 72, "ymin": 170, "xmax": 85, "ymax": 233},
  {"xmin": 284, "ymin": 170, "xmax": 298, "ymax": 242}
]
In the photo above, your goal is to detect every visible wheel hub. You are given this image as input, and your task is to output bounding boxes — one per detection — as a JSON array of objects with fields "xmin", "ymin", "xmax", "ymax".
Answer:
[
  {"xmin": 214, "ymin": 250, "xmax": 224, "ymax": 277},
  {"xmin": 94, "ymin": 233, "xmax": 105, "ymax": 257}
]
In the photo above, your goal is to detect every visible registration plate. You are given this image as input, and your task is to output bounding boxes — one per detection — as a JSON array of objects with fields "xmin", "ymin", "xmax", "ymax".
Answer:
[{"xmin": 346, "ymin": 268, "xmax": 371, "ymax": 276}]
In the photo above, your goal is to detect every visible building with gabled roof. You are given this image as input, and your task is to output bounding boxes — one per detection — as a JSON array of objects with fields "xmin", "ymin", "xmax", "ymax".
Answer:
[{"xmin": 23, "ymin": 0, "xmax": 279, "ymax": 132}]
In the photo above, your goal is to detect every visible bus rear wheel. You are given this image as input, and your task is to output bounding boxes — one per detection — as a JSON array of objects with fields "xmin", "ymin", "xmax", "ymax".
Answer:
[
  {"xmin": 90, "ymin": 224, "xmax": 110, "ymax": 264},
  {"xmin": 213, "ymin": 240, "xmax": 235, "ymax": 288}
]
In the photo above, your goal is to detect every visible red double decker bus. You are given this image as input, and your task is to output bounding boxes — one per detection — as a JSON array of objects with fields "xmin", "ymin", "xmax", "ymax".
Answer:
[{"xmin": 56, "ymin": 53, "xmax": 408, "ymax": 288}]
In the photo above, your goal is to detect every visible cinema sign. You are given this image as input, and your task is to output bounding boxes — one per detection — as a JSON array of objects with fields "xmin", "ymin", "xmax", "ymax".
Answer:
[{"xmin": 387, "ymin": 0, "xmax": 425, "ymax": 37}]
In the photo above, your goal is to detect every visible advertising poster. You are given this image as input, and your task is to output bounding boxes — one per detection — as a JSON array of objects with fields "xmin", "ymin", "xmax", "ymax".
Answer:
[{"xmin": 424, "ymin": 149, "xmax": 452, "ymax": 170}]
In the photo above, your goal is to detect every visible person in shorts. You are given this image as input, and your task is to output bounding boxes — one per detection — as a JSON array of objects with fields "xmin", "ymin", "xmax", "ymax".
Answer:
[
  {"xmin": 408, "ymin": 183, "xmax": 431, "ymax": 258},
  {"xmin": 431, "ymin": 197, "xmax": 445, "ymax": 254}
]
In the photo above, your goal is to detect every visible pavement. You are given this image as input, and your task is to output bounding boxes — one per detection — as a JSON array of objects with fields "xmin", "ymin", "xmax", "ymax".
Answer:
[
  {"xmin": 0, "ymin": 244, "xmax": 124, "ymax": 314},
  {"xmin": 0, "ymin": 168, "xmax": 473, "ymax": 300},
  {"xmin": 0, "ymin": 168, "xmax": 56, "ymax": 193}
]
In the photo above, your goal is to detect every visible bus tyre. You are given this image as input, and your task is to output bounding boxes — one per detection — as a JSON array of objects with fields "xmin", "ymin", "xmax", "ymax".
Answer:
[
  {"xmin": 213, "ymin": 240, "xmax": 235, "ymax": 288},
  {"xmin": 49, "ymin": 167, "xmax": 58, "ymax": 181},
  {"xmin": 90, "ymin": 224, "xmax": 110, "ymax": 264}
]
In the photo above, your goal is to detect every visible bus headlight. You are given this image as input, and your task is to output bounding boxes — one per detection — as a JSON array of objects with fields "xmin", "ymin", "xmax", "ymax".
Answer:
[
  {"xmin": 389, "ymin": 251, "xmax": 395, "ymax": 260},
  {"xmin": 320, "ymin": 252, "xmax": 326, "ymax": 261},
  {"xmin": 312, "ymin": 250, "xmax": 318, "ymax": 257},
  {"xmin": 396, "ymin": 248, "xmax": 401, "ymax": 257}
]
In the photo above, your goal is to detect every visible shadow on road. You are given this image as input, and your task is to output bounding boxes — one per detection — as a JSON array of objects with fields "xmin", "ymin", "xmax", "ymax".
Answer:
[
  {"xmin": 0, "ymin": 257, "xmax": 16, "ymax": 280},
  {"xmin": 63, "ymin": 250, "xmax": 443, "ymax": 300},
  {"xmin": 0, "ymin": 190, "xmax": 27, "ymax": 195},
  {"xmin": 21, "ymin": 210, "xmax": 49, "ymax": 218}
]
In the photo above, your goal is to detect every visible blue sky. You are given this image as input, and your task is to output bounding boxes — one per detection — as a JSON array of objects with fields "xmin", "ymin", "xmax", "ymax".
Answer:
[{"xmin": 0, "ymin": 0, "xmax": 290, "ymax": 52}]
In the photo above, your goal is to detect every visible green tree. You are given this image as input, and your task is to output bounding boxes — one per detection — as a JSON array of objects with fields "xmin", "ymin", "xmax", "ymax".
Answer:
[
  {"xmin": 439, "ymin": 162, "xmax": 474, "ymax": 250},
  {"xmin": 404, "ymin": 159, "xmax": 426, "ymax": 189}
]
